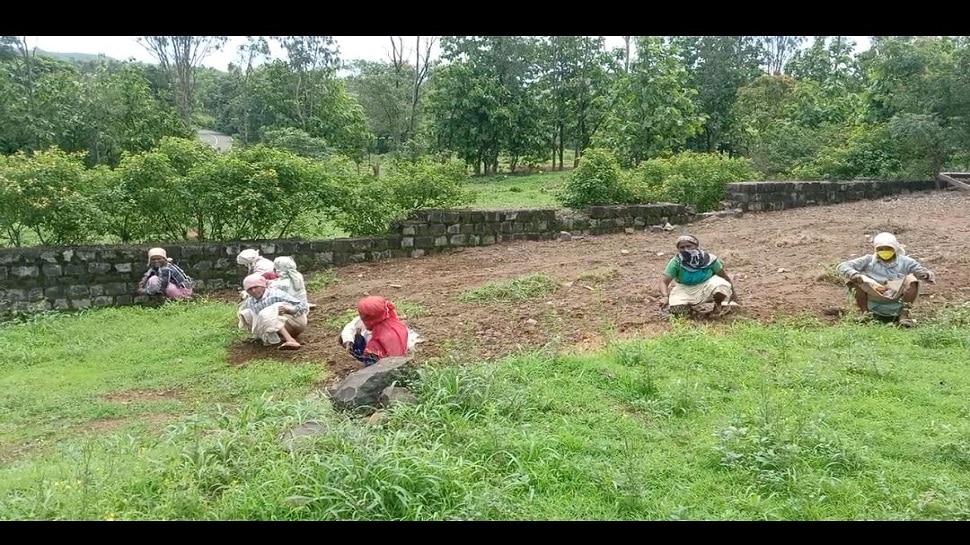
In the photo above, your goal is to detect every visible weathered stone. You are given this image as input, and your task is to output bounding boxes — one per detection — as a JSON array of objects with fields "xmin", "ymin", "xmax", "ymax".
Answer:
[
  {"xmin": 379, "ymin": 386, "xmax": 418, "ymax": 408},
  {"xmin": 11, "ymin": 265, "xmax": 39, "ymax": 278},
  {"xmin": 411, "ymin": 249, "xmax": 425, "ymax": 258},
  {"xmin": 93, "ymin": 296, "xmax": 114, "ymax": 307},
  {"xmin": 88, "ymin": 262, "xmax": 112, "ymax": 275},
  {"xmin": 68, "ymin": 285, "xmax": 90, "ymax": 297},
  {"xmin": 71, "ymin": 298, "xmax": 92, "ymax": 309},
  {"xmin": 327, "ymin": 356, "xmax": 416, "ymax": 415},
  {"xmin": 3, "ymin": 289, "xmax": 26, "ymax": 302},
  {"xmin": 114, "ymin": 263, "xmax": 132, "ymax": 273},
  {"xmin": 104, "ymin": 283, "xmax": 128, "ymax": 296},
  {"xmin": 44, "ymin": 286, "xmax": 63, "ymax": 298},
  {"xmin": 89, "ymin": 285, "xmax": 104, "ymax": 297},
  {"xmin": 279, "ymin": 420, "xmax": 327, "ymax": 451},
  {"xmin": 207, "ymin": 278, "xmax": 225, "ymax": 290}
]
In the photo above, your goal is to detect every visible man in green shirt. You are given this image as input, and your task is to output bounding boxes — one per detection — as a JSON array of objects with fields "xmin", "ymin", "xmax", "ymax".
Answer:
[{"xmin": 659, "ymin": 235, "xmax": 737, "ymax": 317}]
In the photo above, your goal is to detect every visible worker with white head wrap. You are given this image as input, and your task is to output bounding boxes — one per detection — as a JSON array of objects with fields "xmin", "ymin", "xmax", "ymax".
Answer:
[{"xmin": 837, "ymin": 232, "xmax": 936, "ymax": 327}]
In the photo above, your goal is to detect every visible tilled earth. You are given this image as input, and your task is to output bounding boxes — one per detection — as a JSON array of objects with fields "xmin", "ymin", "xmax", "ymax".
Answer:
[{"xmin": 227, "ymin": 190, "xmax": 970, "ymax": 386}]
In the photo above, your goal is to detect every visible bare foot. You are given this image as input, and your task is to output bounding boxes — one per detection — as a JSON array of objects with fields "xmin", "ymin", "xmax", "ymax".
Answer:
[{"xmin": 279, "ymin": 341, "xmax": 301, "ymax": 350}]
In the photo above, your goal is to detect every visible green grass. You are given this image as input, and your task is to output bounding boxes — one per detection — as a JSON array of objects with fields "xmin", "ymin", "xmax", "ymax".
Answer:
[
  {"xmin": 4, "ymin": 303, "xmax": 970, "ymax": 520},
  {"xmin": 575, "ymin": 267, "xmax": 621, "ymax": 285},
  {"xmin": 304, "ymin": 269, "xmax": 339, "ymax": 293},
  {"xmin": 458, "ymin": 274, "xmax": 561, "ymax": 304},
  {"xmin": 0, "ymin": 299, "xmax": 322, "ymax": 458},
  {"xmin": 465, "ymin": 171, "xmax": 568, "ymax": 210}
]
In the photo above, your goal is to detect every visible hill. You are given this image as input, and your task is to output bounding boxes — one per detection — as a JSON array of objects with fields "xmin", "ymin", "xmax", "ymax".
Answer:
[{"xmin": 35, "ymin": 49, "xmax": 118, "ymax": 64}]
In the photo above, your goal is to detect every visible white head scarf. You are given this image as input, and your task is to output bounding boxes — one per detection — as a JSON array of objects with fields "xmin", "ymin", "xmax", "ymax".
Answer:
[
  {"xmin": 274, "ymin": 256, "xmax": 298, "ymax": 279},
  {"xmin": 872, "ymin": 232, "xmax": 906, "ymax": 256},
  {"xmin": 237, "ymin": 248, "xmax": 260, "ymax": 266}
]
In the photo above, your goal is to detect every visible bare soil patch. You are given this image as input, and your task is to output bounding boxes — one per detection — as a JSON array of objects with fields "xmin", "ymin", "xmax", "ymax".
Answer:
[{"xmin": 226, "ymin": 191, "xmax": 970, "ymax": 386}]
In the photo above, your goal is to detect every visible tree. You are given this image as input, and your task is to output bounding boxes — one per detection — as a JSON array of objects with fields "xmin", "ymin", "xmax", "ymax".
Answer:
[
  {"xmin": 388, "ymin": 36, "xmax": 438, "ymax": 144},
  {"xmin": 427, "ymin": 36, "xmax": 547, "ymax": 174},
  {"xmin": 345, "ymin": 59, "xmax": 412, "ymax": 151},
  {"xmin": 137, "ymin": 36, "xmax": 228, "ymax": 124},
  {"xmin": 668, "ymin": 36, "xmax": 765, "ymax": 153},
  {"xmin": 595, "ymin": 36, "xmax": 705, "ymax": 167},
  {"xmin": 539, "ymin": 36, "xmax": 616, "ymax": 169},
  {"xmin": 271, "ymin": 35, "xmax": 340, "ymax": 131},
  {"xmin": 759, "ymin": 36, "xmax": 806, "ymax": 74}
]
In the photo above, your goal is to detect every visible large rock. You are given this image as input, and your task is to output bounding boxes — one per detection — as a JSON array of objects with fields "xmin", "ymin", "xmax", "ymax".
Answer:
[{"xmin": 327, "ymin": 356, "xmax": 416, "ymax": 415}]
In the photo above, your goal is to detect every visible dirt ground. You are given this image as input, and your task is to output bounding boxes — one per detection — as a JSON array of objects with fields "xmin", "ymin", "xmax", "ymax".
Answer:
[{"xmin": 226, "ymin": 191, "xmax": 970, "ymax": 385}]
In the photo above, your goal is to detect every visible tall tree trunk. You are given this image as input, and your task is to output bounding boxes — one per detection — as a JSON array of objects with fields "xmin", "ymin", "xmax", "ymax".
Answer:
[{"xmin": 558, "ymin": 123, "xmax": 565, "ymax": 171}]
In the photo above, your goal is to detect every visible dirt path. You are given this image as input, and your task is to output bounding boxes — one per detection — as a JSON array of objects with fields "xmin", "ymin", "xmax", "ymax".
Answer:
[{"xmin": 228, "ymin": 191, "xmax": 970, "ymax": 385}]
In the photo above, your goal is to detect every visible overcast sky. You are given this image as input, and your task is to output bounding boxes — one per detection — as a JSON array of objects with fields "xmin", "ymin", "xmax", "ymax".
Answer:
[{"xmin": 21, "ymin": 36, "xmax": 872, "ymax": 71}]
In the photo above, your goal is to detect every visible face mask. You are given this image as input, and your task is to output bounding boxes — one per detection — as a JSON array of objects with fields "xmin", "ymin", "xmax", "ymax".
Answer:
[
  {"xmin": 876, "ymin": 250, "xmax": 895, "ymax": 261},
  {"xmin": 679, "ymin": 249, "xmax": 700, "ymax": 263}
]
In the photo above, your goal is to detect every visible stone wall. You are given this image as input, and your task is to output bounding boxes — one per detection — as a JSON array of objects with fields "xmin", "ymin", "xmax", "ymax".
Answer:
[
  {"xmin": 724, "ymin": 179, "xmax": 939, "ymax": 212},
  {"xmin": 1, "ymin": 177, "xmax": 941, "ymax": 320},
  {"xmin": 0, "ymin": 203, "xmax": 689, "ymax": 320}
]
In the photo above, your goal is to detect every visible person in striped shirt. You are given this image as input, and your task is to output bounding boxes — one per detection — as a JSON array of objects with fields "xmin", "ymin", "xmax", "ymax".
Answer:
[
  {"xmin": 237, "ymin": 273, "xmax": 309, "ymax": 350},
  {"xmin": 137, "ymin": 247, "xmax": 194, "ymax": 299}
]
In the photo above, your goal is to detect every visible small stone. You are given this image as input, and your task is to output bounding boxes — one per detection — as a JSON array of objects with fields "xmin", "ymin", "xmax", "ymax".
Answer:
[
  {"xmin": 624, "ymin": 227, "xmax": 635, "ymax": 234},
  {"xmin": 525, "ymin": 318, "xmax": 538, "ymax": 326},
  {"xmin": 620, "ymin": 250, "xmax": 630, "ymax": 255},
  {"xmin": 777, "ymin": 268, "xmax": 789, "ymax": 273}
]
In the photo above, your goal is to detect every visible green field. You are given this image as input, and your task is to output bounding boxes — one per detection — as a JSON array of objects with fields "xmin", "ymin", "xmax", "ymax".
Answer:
[
  {"xmin": 465, "ymin": 171, "xmax": 567, "ymax": 210},
  {"xmin": 3, "ymin": 298, "xmax": 970, "ymax": 520}
]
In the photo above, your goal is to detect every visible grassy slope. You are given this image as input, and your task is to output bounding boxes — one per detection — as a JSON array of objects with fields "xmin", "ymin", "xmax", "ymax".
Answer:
[{"xmin": 2, "ymin": 303, "xmax": 970, "ymax": 520}]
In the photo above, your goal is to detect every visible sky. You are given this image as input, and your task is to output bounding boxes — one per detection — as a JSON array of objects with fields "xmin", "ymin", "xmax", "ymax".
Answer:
[{"xmin": 21, "ymin": 36, "xmax": 872, "ymax": 71}]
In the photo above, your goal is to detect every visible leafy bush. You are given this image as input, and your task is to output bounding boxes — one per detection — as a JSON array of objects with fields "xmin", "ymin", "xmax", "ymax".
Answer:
[
  {"xmin": 625, "ymin": 151, "xmax": 759, "ymax": 212},
  {"xmin": 97, "ymin": 149, "xmax": 186, "ymax": 243},
  {"xmin": 0, "ymin": 148, "xmax": 103, "ymax": 246},
  {"xmin": 558, "ymin": 148, "xmax": 629, "ymax": 209},
  {"xmin": 333, "ymin": 156, "xmax": 472, "ymax": 237},
  {"xmin": 788, "ymin": 124, "xmax": 903, "ymax": 181},
  {"xmin": 97, "ymin": 137, "xmax": 345, "ymax": 243},
  {"xmin": 261, "ymin": 127, "xmax": 331, "ymax": 160}
]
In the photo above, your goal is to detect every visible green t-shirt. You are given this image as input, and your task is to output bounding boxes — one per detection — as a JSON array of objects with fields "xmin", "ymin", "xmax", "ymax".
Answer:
[{"xmin": 664, "ymin": 257, "xmax": 723, "ymax": 286}]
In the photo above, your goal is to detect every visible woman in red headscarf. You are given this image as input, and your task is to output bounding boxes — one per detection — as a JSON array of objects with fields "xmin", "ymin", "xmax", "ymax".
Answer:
[{"xmin": 338, "ymin": 295, "xmax": 419, "ymax": 366}]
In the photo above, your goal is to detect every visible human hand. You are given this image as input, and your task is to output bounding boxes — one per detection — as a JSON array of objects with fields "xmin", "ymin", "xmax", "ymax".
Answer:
[
  {"xmin": 278, "ymin": 305, "xmax": 291, "ymax": 316},
  {"xmin": 921, "ymin": 271, "xmax": 937, "ymax": 284},
  {"xmin": 344, "ymin": 342, "xmax": 353, "ymax": 351},
  {"xmin": 873, "ymin": 284, "xmax": 888, "ymax": 294}
]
